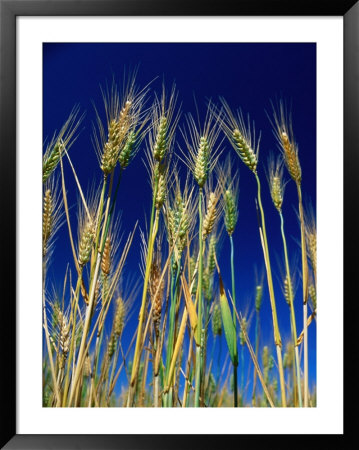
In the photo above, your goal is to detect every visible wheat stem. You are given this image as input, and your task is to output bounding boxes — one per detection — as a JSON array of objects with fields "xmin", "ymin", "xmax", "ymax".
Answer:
[
  {"xmin": 68, "ymin": 257, "xmax": 101, "ymax": 406},
  {"xmin": 62, "ymin": 272, "xmax": 83, "ymax": 406},
  {"xmin": 297, "ymin": 184, "xmax": 309, "ymax": 407},
  {"xmin": 229, "ymin": 235, "xmax": 238, "ymax": 407},
  {"xmin": 163, "ymin": 259, "xmax": 181, "ymax": 406},
  {"xmin": 93, "ymin": 176, "xmax": 108, "ymax": 264},
  {"xmin": 59, "ymin": 151, "xmax": 80, "ymax": 274},
  {"xmin": 279, "ymin": 211, "xmax": 302, "ymax": 407},
  {"xmin": 254, "ymin": 172, "xmax": 286, "ymax": 407},
  {"xmin": 252, "ymin": 309, "xmax": 260, "ymax": 406},
  {"xmin": 166, "ymin": 307, "xmax": 188, "ymax": 396},
  {"xmin": 128, "ymin": 175, "xmax": 160, "ymax": 405},
  {"xmin": 194, "ymin": 188, "xmax": 204, "ymax": 407}
]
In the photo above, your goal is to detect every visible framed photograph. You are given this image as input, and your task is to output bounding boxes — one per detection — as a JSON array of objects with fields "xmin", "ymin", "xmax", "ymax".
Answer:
[{"xmin": 1, "ymin": 0, "xmax": 355, "ymax": 448}]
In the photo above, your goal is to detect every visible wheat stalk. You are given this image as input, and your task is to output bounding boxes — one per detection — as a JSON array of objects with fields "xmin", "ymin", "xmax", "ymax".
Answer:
[
  {"xmin": 220, "ymin": 99, "xmax": 286, "ymax": 407},
  {"xmin": 270, "ymin": 100, "xmax": 309, "ymax": 406}
]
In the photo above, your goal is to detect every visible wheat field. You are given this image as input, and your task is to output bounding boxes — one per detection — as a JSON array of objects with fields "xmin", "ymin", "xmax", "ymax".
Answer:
[{"xmin": 42, "ymin": 45, "xmax": 317, "ymax": 408}]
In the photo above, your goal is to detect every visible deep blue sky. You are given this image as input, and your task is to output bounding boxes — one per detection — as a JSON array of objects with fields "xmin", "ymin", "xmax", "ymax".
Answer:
[{"xmin": 43, "ymin": 43, "xmax": 316, "ymax": 402}]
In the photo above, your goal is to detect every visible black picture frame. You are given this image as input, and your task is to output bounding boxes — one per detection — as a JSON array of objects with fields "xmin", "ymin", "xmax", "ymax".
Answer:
[{"xmin": 1, "ymin": 0, "xmax": 356, "ymax": 448}]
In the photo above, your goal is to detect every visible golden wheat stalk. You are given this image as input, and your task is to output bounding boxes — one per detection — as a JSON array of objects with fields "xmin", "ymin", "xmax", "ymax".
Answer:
[{"xmin": 270, "ymin": 100, "xmax": 309, "ymax": 406}]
